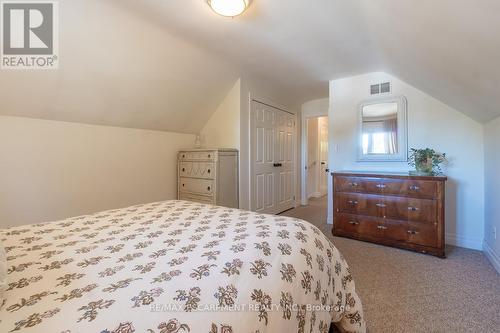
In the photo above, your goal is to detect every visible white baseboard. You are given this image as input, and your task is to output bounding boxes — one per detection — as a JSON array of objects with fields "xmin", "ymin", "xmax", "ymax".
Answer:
[
  {"xmin": 445, "ymin": 233, "xmax": 483, "ymax": 250},
  {"xmin": 483, "ymin": 241, "xmax": 500, "ymax": 274},
  {"xmin": 308, "ymin": 192, "xmax": 322, "ymax": 199}
]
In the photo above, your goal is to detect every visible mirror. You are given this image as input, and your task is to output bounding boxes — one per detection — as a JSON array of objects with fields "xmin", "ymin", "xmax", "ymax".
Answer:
[{"xmin": 358, "ymin": 96, "xmax": 407, "ymax": 161}]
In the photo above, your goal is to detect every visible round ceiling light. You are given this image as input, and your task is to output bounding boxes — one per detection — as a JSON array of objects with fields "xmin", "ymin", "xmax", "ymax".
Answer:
[{"xmin": 208, "ymin": 0, "xmax": 250, "ymax": 17}]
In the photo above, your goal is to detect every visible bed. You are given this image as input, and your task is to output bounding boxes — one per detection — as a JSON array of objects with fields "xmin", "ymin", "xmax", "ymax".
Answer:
[{"xmin": 0, "ymin": 200, "xmax": 366, "ymax": 333}]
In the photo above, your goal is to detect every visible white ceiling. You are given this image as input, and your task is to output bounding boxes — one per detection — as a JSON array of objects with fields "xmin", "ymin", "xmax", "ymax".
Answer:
[
  {"xmin": 1, "ymin": 0, "xmax": 499, "ymax": 132},
  {"xmin": 117, "ymin": 0, "xmax": 500, "ymax": 123},
  {"xmin": 0, "ymin": 0, "xmax": 240, "ymax": 133}
]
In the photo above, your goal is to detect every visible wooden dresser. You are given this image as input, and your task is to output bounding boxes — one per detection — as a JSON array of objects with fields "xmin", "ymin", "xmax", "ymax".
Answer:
[
  {"xmin": 332, "ymin": 171, "xmax": 447, "ymax": 257},
  {"xmin": 178, "ymin": 149, "xmax": 239, "ymax": 208}
]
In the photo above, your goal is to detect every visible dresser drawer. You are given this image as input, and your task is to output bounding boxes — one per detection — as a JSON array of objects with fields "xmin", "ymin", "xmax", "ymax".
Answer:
[
  {"xmin": 337, "ymin": 193, "xmax": 437, "ymax": 223},
  {"xmin": 179, "ymin": 193, "xmax": 215, "ymax": 205},
  {"xmin": 335, "ymin": 176, "xmax": 438, "ymax": 199},
  {"xmin": 384, "ymin": 197, "xmax": 437, "ymax": 223},
  {"xmin": 179, "ymin": 177, "xmax": 215, "ymax": 196},
  {"xmin": 382, "ymin": 220, "xmax": 437, "ymax": 248},
  {"xmin": 337, "ymin": 193, "xmax": 383, "ymax": 218},
  {"xmin": 179, "ymin": 162, "xmax": 215, "ymax": 179},
  {"xmin": 335, "ymin": 214, "xmax": 384, "ymax": 239},
  {"xmin": 336, "ymin": 214, "xmax": 437, "ymax": 248},
  {"xmin": 179, "ymin": 151, "xmax": 217, "ymax": 161}
]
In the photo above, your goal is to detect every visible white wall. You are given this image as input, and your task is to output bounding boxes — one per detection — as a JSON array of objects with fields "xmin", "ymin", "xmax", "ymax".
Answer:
[
  {"xmin": 329, "ymin": 72, "xmax": 485, "ymax": 250},
  {"xmin": 0, "ymin": 116, "xmax": 194, "ymax": 228},
  {"xmin": 200, "ymin": 79, "xmax": 241, "ymax": 149},
  {"xmin": 484, "ymin": 116, "xmax": 500, "ymax": 271}
]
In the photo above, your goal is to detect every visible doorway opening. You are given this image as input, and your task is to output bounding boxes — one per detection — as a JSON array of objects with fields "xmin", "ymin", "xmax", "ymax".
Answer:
[{"xmin": 305, "ymin": 116, "xmax": 329, "ymax": 209}]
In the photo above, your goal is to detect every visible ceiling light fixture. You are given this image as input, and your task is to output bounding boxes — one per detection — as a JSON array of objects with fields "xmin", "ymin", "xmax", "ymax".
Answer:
[{"xmin": 207, "ymin": 0, "xmax": 250, "ymax": 17}]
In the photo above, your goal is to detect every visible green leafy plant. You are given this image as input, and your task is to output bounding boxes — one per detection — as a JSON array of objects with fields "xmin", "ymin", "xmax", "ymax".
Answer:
[{"xmin": 408, "ymin": 148, "xmax": 447, "ymax": 175}]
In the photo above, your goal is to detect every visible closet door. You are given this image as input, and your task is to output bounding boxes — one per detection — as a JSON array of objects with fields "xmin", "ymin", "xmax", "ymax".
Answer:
[
  {"xmin": 275, "ymin": 110, "xmax": 295, "ymax": 213},
  {"xmin": 251, "ymin": 100, "xmax": 295, "ymax": 214}
]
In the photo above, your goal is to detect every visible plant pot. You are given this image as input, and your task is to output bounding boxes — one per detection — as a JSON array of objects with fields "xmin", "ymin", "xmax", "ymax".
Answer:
[{"xmin": 414, "ymin": 158, "xmax": 434, "ymax": 175}]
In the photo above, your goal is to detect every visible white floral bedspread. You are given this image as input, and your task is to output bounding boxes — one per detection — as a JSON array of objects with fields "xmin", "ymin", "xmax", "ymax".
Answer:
[{"xmin": 0, "ymin": 200, "xmax": 365, "ymax": 333}]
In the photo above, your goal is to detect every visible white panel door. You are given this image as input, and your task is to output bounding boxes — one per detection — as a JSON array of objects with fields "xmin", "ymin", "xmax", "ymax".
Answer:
[
  {"xmin": 251, "ymin": 101, "xmax": 276, "ymax": 213},
  {"xmin": 251, "ymin": 100, "xmax": 295, "ymax": 214},
  {"xmin": 275, "ymin": 111, "xmax": 295, "ymax": 213},
  {"xmin": 318, "ymin": 117, "xmax": 329, "ymax": 196}
]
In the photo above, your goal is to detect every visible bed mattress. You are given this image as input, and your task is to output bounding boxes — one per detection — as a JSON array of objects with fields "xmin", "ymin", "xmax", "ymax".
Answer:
[{"xmin": 0, "ymin": 200, "xmax": 365, "ymax": 333}]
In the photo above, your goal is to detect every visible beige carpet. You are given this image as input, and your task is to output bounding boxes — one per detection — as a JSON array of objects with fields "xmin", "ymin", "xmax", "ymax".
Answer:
[{"xmin": 281, "ymin": 197, "xmax": 500, "ymax": 333}]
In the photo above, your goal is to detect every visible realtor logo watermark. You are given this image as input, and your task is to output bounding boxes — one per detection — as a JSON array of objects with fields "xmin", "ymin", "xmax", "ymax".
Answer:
[{"xmin": 1, "ymin": 1, "xmax": 58, "ymax": 69}]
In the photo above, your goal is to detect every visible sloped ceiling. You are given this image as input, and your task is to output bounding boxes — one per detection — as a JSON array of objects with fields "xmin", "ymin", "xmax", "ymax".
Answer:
[
  {"xmin": 116, "ymin": 0, "xmax": 500, "ymax": 123},
  {"xmin": 1, "ymin": 0, "xmax": 499, "ymax": 132},
  {"xmin": 0, "ymin": 0, "xmax": 240, "ymax": 133}
]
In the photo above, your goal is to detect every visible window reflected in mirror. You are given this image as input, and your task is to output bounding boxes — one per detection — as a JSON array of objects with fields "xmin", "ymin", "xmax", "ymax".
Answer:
[{"xmin": 361, "ymin": 102, "xmax": 399, "ymax": 155}]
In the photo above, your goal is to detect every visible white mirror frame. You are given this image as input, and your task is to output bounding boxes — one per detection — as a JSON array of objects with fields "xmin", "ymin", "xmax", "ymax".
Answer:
[{"xmin": 357, "ymin": 95, "xmax": 408, "ymax": 162}]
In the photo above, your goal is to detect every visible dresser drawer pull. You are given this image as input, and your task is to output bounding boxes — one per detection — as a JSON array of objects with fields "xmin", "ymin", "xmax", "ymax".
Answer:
[
  {"xmin": 347, "ymin": 200, "xmax": 358, "ymax": 205},
  {"xmin": 207, "ymin": 186, "xmax": 211, "ymax": 191},
  {"xmin": 409, "ymin": 185, "xmax": 420, "ymax": 191},
  {"xmin": 377, "ymin": 225, "xmax": 388, "ymax": 230},
  {"xmin": 182, "ymin": 168, "xmax": 185, "ymax": 172},
  {"xmin": 407, "ymin": 230, "xmax": 419, "ymax": 235},
  {"xmin": 349, "ymin": 182, "xmax": 358, "ymax": 187},
  {"xmin": 375, "ymin": 203, "xmax": 386, "ymax": 208},
  {"xmin": 376, "ymin": 184, "xmax": 387, "ymax": 189},
  {"xmin": 348, "ymin": 221, "xmax": 360, "ymax": 226},
  {"xmin": 408, "ymin": 206, "xmax": 420, "ymax": 211},
  {"xmin": 207, "ymin": 169, "xmax": 211, "ymax": 174},
  {"xmin": 208, "ymin": 154, "xmax": 211, "ymax": 158}
]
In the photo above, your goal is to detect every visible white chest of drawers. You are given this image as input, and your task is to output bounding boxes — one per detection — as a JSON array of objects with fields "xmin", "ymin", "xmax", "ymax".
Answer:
[{"xmin": 177, "ymin": 149, "xmax": 239, "ymax": 208}]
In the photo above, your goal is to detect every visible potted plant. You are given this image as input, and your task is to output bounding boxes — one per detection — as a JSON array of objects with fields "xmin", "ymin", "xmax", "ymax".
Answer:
[{"xmin": 408, "ymin": 148, "xmax": 447, "ymax": 175}]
